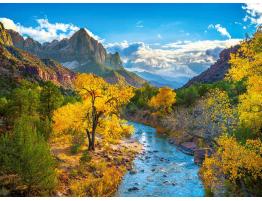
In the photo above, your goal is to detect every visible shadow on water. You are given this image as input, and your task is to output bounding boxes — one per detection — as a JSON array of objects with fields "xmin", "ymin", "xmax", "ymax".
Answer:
[{"xmin": 116, "ymin": 122, "xmax": 204, "ymax": 197}]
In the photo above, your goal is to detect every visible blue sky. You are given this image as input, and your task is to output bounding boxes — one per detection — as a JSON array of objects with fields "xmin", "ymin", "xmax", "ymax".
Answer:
[
  {"xmin": 0, "ymin": 3, "xmax": 257, "ymax": 43},
  {"xmin": 0, "ymin": 3, "xmax": 261, "ymax": 87}
]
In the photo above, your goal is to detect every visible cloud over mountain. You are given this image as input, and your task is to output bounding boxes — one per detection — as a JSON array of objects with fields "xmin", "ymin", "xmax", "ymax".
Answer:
[
  {"xmin": 0, "ymin": 17, "xmax": 101, "ymax": 43},
  {"xmin": 106, "ymin": 39, "xmax": 241, "ymax": 79},
  {"xmin": 0, "ymin": 17, "xmax": 242, "ymax": 86}
]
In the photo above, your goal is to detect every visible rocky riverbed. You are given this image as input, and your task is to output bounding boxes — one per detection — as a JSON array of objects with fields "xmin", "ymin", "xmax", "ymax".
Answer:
[{"xmin": 116, "ymin": 122, "xmax": 204, "ymax": 197}]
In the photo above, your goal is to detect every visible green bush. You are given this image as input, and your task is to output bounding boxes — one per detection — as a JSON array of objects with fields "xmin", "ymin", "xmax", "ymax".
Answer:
[
  {"xmin": 70, "ymin": 131, "xmax": 85, "ymax": 154},
  {"xmin": 80, "ymin": 151, "xmax": 92, "ymax": 163}
]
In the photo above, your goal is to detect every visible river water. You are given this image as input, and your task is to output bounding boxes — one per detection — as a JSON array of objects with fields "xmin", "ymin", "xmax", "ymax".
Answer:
[{"xmin": 116, "ymin": 122, "xmax": 204, "ymax": 197}]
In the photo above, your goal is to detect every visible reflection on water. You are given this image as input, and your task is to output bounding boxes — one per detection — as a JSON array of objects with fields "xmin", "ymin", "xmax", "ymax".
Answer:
[{"xmin": 116, "ymin": 122, "xmax": 204, "ymax": 197}]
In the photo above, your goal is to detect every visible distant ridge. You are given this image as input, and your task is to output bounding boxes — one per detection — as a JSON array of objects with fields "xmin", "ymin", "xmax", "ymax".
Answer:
[{"xmin": 183, "ymin": 45, "xmax": 240, "ymax": 88}]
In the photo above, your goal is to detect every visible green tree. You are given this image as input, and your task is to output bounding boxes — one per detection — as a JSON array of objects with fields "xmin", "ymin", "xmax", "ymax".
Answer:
[
  {"xmin": 40, "ymin": 81, "xmax": 64, "ymax": 120},
  {"xmin": 0, "ymin": 115, "xmax": 57, "ymax": 195},
  {"xmin": 7, "ymin": 81, "xmax": 40, "ymax": 119}
]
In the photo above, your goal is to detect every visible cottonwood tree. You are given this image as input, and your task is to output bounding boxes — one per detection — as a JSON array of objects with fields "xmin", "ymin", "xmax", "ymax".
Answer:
[
  {"xmin": 190, "ymin": 89, "xmax": 236, "ymax": 147},
  {"xmin": 227, "ymin": 30, "xmax": 262, "ymax": 133},
  {"xmin": 148, "ymin": 87, "xmax": 176, "ymax": 114},
  {"xmin": 53, "ymin": 74, "xmax": 134, "ymax": 150}
]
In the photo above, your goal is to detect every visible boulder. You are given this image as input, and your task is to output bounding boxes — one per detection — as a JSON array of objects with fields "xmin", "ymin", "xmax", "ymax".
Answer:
[{"xmin": 194, "ymin": 148, "xmax": 212, "ymax": 165}]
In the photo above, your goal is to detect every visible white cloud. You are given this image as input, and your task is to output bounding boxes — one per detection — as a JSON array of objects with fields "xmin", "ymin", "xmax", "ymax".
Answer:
[
  {"xmin": 0, "ymin": 17, "xmax": 18, "ymax": 31},
  {"xmin": 242, "ymin": 3, "xmax": 262, "ymax": 26},
  {"xmin": 208, "ymin": 24, "xmax": 231, "ymax": 39},
  {"xmin": 157, "ymin": 34, "xmax": 162, "ymax": 39},
  {"xmin": 106, "ymin": 39, "xmax": 241, "ymax": 79},
  {"xmin": 0, "ymin": 17, "xmax": 101, "ymax": 43}
]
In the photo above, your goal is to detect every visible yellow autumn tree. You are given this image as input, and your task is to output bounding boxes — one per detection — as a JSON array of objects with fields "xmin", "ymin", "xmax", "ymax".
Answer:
[
  {"xmin": 190, "ymin": 89, "xmax": 236, "ymax": 145},
  {"xmin": 200, "ymin": 30, "xmax": 262, "ymax": 196},
  {"xmin": 53, "ymin": 73, "xmax": 134, "ymax": 150},
  {"xmin": 148, "ymin": 87, "xmax": 176, "ymax": 114},
  {"xmin": 200, "ymin": 135, "xmax": 262, "ymax": 195},
  {"xmin": 227, "ymin": 28, "xmax": 262, "ymax": 132}
]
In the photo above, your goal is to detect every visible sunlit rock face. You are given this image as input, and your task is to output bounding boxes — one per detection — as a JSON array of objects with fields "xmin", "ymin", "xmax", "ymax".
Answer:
[
  {"xmin": 0, "ymin": 22, "xmax": 76, "ymax": 88},
  {"xmin": 8, "ymin": 28, "xmax": 145, "ymax": 87}
]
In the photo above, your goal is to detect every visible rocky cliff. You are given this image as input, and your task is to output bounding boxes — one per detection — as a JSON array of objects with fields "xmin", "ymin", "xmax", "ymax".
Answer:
[
  {"xmin": 183, "ymin": 45, "xmax": 240, "ymax": 87},
  {"xmin": 8, "ymin": 28, "xmax": 145, "ymax": 87},
  {"xmin": 0, "ymin": 22, "xmax": 76, "ymax": 88},
  {"xmin": 0, "ymin": 23, "xmax": 13, "ymax": 46}
]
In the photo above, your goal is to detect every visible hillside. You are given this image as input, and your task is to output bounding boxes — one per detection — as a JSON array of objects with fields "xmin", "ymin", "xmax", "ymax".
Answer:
[
  {"xmin": 183, "ymin": 45, "xmax": 240, "ymax": 88},
  {"xmin": 0, "ymin": 22, "xmax": 76, "ymax": 88}
]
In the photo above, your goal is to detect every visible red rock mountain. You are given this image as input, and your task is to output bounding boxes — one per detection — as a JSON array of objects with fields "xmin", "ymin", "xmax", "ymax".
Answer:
[
  {"xmin": 8, "ymin": 28, "xmax": 145, "ymax": 87},
  {"xmin": 0, "ymin": 22, "xmax": 76, "ymax": 88},
  {"xmin": 183, "ymin": 45, "xmax": 240, "ymax": 87}
]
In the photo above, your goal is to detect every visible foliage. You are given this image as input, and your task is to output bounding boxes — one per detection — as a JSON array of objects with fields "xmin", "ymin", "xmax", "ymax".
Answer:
[
  {"xmin": 7, "ymin": 80, "xmax": 40, "ymax": 119},
  {"xmin": 70, "ymin": 160, "xmax": 124, "ymax": 196},
  {"xmin": 126, "ymin": 83, "xmax": 158, "ymax": 112},
  {"xmin": 200, "ymin": 29, "xmax": 262, "ymax": 196},
  {"xmin": 0, "ymin": 97, "xmax": 8, "ymax": 115},
  {"xmin": 176, "ymin": 80, "xmax": 246, "ymax": 107},
  {"xmin": 71, "ymin": 131, "xmax": 85, "ymax": 154},
  {"xmin": 0, "ymin": 115, "xmax": 57, "ymax": 195},
  {"xmin": 53, "ymin": 73, "xmax": 134, "ymax": 150},
  {"xmin": 176, "ymin": 85, "xmax": 200, "ymax": 106},
  {"xmin": 148, "ymin": 87, "xmax": 176, "ymax": 114},
  {"xmin": 200, "ymin": 135, "xmax": 262, "ymax": 196},
  {"xmin": 190, "ymin": 89, "xmax": 236, "ymax": 144},
  {"xmin": 227, "ymin": 29, "xmax": 262, "ymax": 133},
  {"xmin": 40, "ymin": 81, "xmax": 64, "ymax": 120},
  {"xmin": 237, "ymin": 75, "xmax": 262, "ymax": 133},
  {"xmin": 80, "ymin": 151, "xmax": 92, "ymax": 163}
]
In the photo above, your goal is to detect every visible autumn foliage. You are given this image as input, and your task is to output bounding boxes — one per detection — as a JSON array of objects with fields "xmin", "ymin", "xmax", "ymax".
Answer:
[
  {"xmin": 201, "ymin": 28, "xmax": 262, "ymax": 196},
  {"xmin": 53, "ymin": 73, "xmax": 134, "ymax": 150},
  {"xmin": 149, "ymin": 87, "xmax": 176, "ymax": 114}
]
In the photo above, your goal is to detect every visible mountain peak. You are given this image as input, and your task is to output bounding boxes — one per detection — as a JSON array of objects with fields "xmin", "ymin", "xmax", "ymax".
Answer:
[
  {"xmin": 71, "ymin": 28, "xmax": 90, "ymax": 39},
  {"xmin": 6, "ymin": 25, "xmax": 145, "ymax": 87}
]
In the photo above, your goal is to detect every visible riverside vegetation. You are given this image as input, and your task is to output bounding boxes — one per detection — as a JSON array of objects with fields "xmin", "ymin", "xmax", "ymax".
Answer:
[
  {"xmin": 125, "ymin": 29, "xmax": 262, "ymax": 196},
  {"xmin": 0, "ymin": 24, "xmax": 261, "ymax": 196}
]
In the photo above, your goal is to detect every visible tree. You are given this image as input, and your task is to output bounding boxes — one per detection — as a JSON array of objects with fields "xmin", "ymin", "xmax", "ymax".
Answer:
[
  {"xmin": 148, "ymin": 87, "xmax": 176, "ymax": 114},
  {"xmin": 7, "ymin": 81, "xmax": 40, "ymax": 119},
  {"xmin": 0, "ymin": 115, "xmax": 57, "ymax": 195},
  {"xmin": 237, "ymin": 75, "xmax": 262, "ymax": 132},
  {"xmin": 53, "ymin": 74, "xmax": 134, "ymax": 150},
  {"xmin": 200, "ymin": 135, "xmax": 262, "ymax": 196},
  {"xmin": 190, "ymin": 89, "xmax": 236, "ymax": 146},
  {"xmin": 227, "ymin": 29, "xmax": 262, "ymax": 133},
  {"xmin": 40, "ymin": 81, "xmax": 64, "ymax": 120}
]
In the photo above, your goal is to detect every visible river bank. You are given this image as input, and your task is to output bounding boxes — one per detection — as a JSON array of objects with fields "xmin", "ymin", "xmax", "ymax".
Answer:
[
  {"xmin": 123, "ymin": 110, "xmax": 206, "ymax": 164},
  {"xmin": 50, "ymin": 134, "xmax": 142, "ymax": 196}
]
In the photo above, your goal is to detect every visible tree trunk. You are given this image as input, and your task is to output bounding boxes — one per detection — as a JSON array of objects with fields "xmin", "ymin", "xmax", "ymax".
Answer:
[
  {"xmin": 91, "ymin": 129, "xmax": 95, "ymax": 151},
  {"xmin": 86, "ymin": 129, "xmax": 92, "ymax": 151}
]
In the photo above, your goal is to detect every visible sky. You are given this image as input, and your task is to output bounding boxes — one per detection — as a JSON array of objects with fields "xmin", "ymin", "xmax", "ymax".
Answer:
[{"xmin": 1, "ymin": 3, "xmax": 261, "ymax": 85}]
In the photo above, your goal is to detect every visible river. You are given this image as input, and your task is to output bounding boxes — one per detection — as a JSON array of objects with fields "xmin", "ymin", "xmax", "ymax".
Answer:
[{"xmin": 116, "ymin": 122, "xmax": 204, "ymax": 197}]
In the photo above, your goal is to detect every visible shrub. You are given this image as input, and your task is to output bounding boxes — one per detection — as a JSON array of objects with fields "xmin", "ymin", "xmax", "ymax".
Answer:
[
  {"xmin": 80, "ymin": 151, "xmax": 92, "ymax": 163},
  {"xmin": 71, "ymin": 131, "xmax": 85, "ymax": 154}
]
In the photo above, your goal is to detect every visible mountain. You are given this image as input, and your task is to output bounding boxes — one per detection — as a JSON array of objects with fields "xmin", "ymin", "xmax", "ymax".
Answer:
[
  {"xmin": 0, "ymin": 22, "xmax": 76, "ymax": 88},
  {"xmin": 135, "ymin": 71, "xmax": 190, "ymax": 89},
  {"xmin": 8, "ymin": 28, "xmax": 145, "ymax": 87},
  {"xmin": 183, "ymin": 45, "xmax": 240, "ymax": 88}
]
